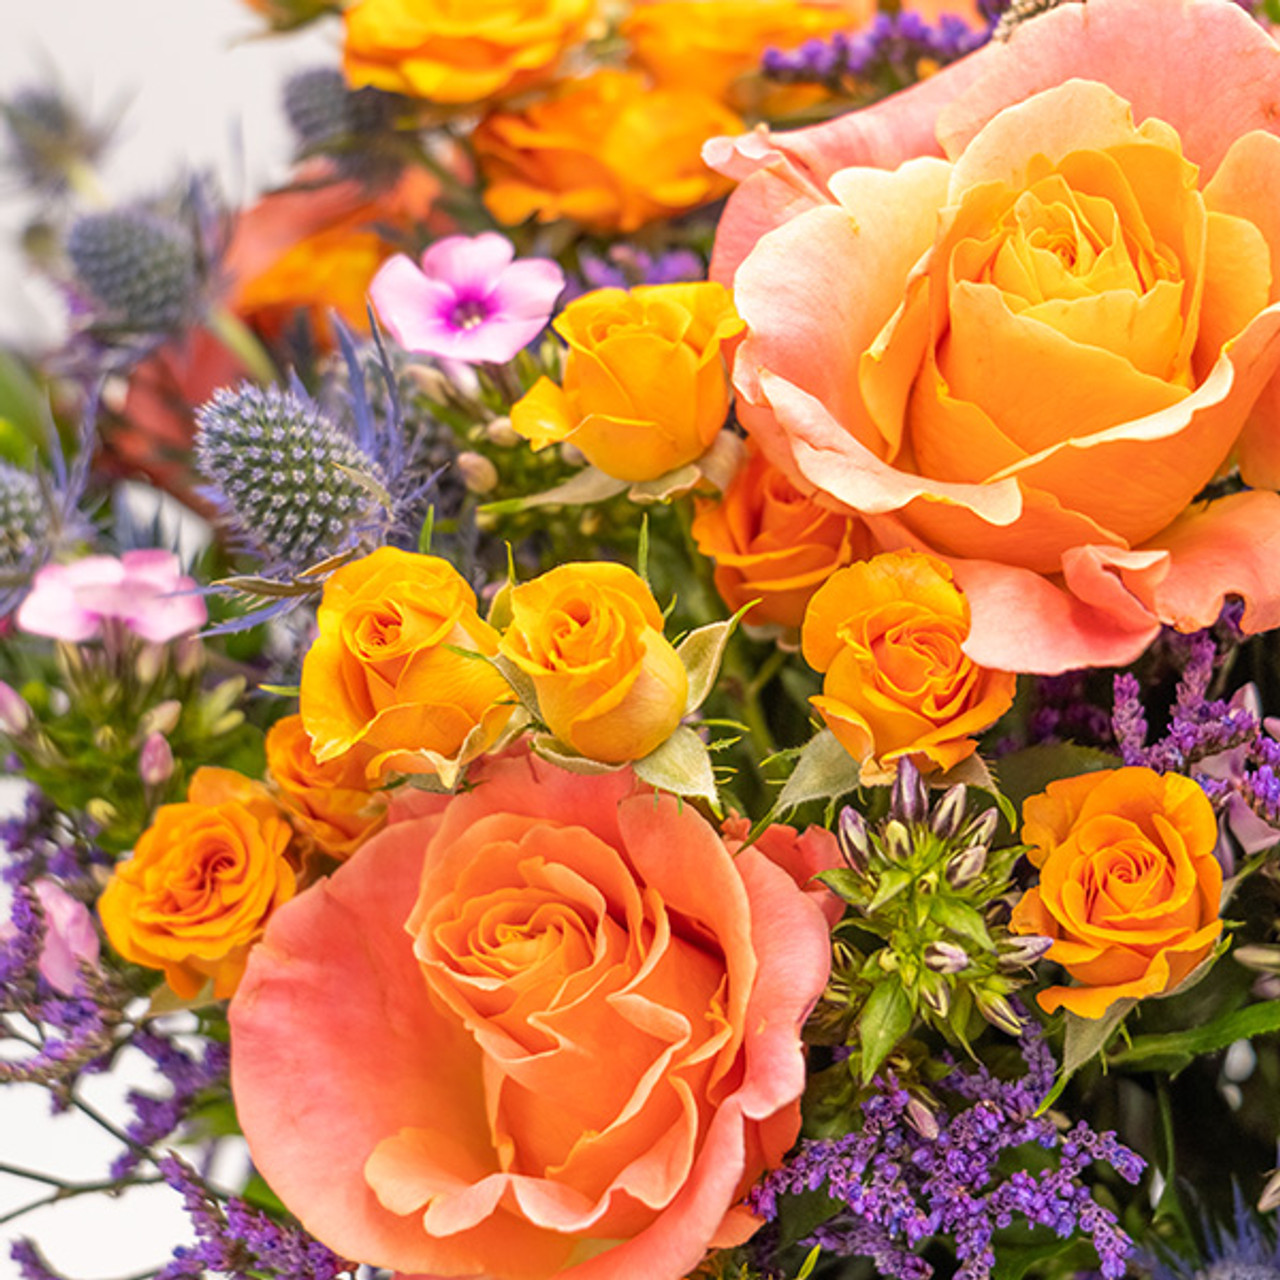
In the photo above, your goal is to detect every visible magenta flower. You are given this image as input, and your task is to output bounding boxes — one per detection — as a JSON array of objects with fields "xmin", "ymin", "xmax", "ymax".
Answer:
[
  {"xmin": 16, "ymin": 549, "xmax": 207, "ymax": 644},
  {"xmin": 369, "ymin": 232, "xmax": 564, "ymax": 364}
]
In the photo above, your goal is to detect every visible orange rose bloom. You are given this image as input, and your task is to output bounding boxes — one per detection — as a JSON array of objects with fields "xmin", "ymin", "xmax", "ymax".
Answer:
[
  {"xmin": 231, "ymin": 751, "xmax": 834, "ymax": 1279},
  {"xmin": 511, "ymin": 281, "xmax": 744, "ymax": 482},
  {"xmin": 343, "ymin": 0, "xmax": 595, "ymax": 104},
  {"xmin": 265, "ymin": 714, "xmax": 388, "ymax": 861},
  {"xmin": 473, "ymin": 70, "xmax": 742, "ymax": 233},
  {"xmin": 801, "ymin": 550, "xmax": 1016, "ymax": 775},
  {"xmin": 1010, "ymin": 767, "xmax": 1224, "ymax": 1019},
  {"xmin": 299, "ymin": 547, "xmax": 513, "ymax": 781},
  {"xmin": 98, "ymin": 768, "xmax": 296, "ymax": 999},
  {"xmin": 498, "ymin": 562, "xmax": 687, "ymax": 762},
  {"xmin": 693, "ymin": 441, "xmax": 876, "ymax": 630}
]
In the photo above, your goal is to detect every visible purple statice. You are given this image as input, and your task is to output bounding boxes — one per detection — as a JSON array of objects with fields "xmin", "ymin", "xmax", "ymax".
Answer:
[
  {"xmin": 110, "ymin": 1032, "xmax": 231, "ymax": 1180},
  {"xmin": 0, "ymin": 785, "xmax": 107, "ymax": 888},
  {"xmin": 1024, "ymin": 671, "xmax": 1114, "ymax": 748},
  {"xmin": 156, "ymin": 1154, "xmax": 353, "ymax": 1280},
  {"xmin": 762, "ymin": 8, "xmax": 990, "ymax": 90},
  {"xmin": 749, "ymin": 1025, "xmax": 1143, "ymax": 1280},
  {"xmin": 577, "ymin": 245, "xmax": 704, "ymax": 294},
  {"xmin": 9, "ymin": 1239, "xmax": 63, "ymax": 1280}
]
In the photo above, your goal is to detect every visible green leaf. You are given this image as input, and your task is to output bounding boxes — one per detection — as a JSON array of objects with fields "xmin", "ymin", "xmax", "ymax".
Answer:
[
  {"xmin": 996, "ymin": 742, "xmax": 1120, "ymax": 818},
  {"xmin": 481, "ymin": 466, "xmax": 628, "ymax": 515},
  {"xmin": 257, "ymin": 683, "xmax": 300, "ymax": 698},
  {"xmin": 676, "ymin": 613, "xmax": 744, "ymax": 716},
  {"xmin": 490, "ymin": 653, "xmax": 541, "ymax": 719},
  {"xmin": 417, "ymin": 506, "xmax": 435, "ymax": 555},
  {"xmin": 633, "ymin": 726, "xmax": 720, "ymax": 810},
  {"xmin": 816, "ymin": 867, "xmax": 865, "ymax": 903},
  {"xmin": 1108, "ymin": 996, "xmax": 1280, "ymax": 1075},
  {"xmin": 1038, "ymin": 999, "xmax": 1136, "ymax": 1113},
  {"xmin": 776, "ymin": 728, "xmax": 862, "ymax": 813},
  {"xmin": 859, "ymin": 977, "xmax": 913, "ymax": 1084},
  {"xmin": 637, "ymin": 513, "xmax": 651, "ymax": 586},
  {"xmin": 865, "ymin": 866, "xmax": 913, "ymax": 914},
  {"xmin": 795, "ymin": 1245, "xmax": 823, "ymax": 1280},
  {"xmin": 929, "ymin": 898, "xmax": 994, "ymax": 951},
  {"xmin": 0, "ymin": 350, "xmax": 47, "ymax": 461}
]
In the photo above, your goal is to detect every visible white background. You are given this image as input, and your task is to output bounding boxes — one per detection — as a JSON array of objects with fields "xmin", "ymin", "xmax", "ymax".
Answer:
[{"xmin": 1, "ymin": 4, "xmax": 333, "ymax": 1275}]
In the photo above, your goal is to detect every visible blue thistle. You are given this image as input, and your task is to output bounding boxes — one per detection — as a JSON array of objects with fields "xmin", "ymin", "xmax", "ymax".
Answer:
[
  {"xmin": 0, "ymin": 463, "xmax": 50, "ymax": 575},
  {"xmin": 1149, "ymin": 1187, "xmax": 1280, "ymax": 1280},
  {"xmin": 66, "ymin": 208, "xmax": 197, "ymax": 334},
  {"xmin": 2, "ymin": 85, "xmax": 109, "ymax": 195},
  {"xmin": 282, "ymin": 67, "xmax": 402, "ymax": 185},
  {"xmin": 195, "ymin": 381, "xmax": 386, "ymax": 572}
]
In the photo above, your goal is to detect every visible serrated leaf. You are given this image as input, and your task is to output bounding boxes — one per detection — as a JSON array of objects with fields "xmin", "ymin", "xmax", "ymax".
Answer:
[
  {"xmin": 930, "ymin": 897, "xmax": 995, "ymax": 950},
  {"xmin": 776, "ymin": 728, "xmax": 861, "ymax": 813},
  {"xmin": 860, "ymin": 977, "xmax": 914, "ymax": 1083},
  {"xmin": 1038, "ymin": 999, "xmax": 1136, "ymax": 1113},
  {"xmin": 633, "ymin": 726, "xmax": 720, "ymax": 810},
  {"xmin": 676, "ymin": 616, "xmax": 740, "ymax": 715},
  {"xmin": 865, "ymin": 865, "xmax": 913, "ymax": 914}
]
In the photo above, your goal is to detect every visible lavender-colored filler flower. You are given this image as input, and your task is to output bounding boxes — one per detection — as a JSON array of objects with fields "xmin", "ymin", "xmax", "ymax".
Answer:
[
  {"xmin": 370, "ymin": 231, "xmax": 565, "ymax": 365},
  {"xmin": 750, "ymin": 1024, "xmax": 1143, "ymax": 1280}
]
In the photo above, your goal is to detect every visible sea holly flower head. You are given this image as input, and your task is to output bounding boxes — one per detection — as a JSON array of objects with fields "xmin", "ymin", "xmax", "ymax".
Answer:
[{"xmin": 370, "ymin": 232, "xmax": 564, "ymax": 365}]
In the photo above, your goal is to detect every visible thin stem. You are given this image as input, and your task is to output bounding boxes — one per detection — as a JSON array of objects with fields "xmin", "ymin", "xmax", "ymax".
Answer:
[
  {"xmin": 0, "ymin": 1162, "xmax": 72, "ymax": 1189},
  {"xmin": 0, "ymin": 1175, "xmax": 163, "ymax": 1226},
  {"xmin": 68, "ymin": 1092, "xmax": 143, "ymax": 1154},
  {"xmin": 205, "ymin": 305, "xmax": 279, "ymax": 388}
]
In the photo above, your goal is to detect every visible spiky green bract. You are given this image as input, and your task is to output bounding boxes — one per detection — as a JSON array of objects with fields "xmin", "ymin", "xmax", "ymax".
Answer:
[
  {"xmin": 195, "ymin": 382, "xmax": 384, "ymax": 572},
  {"xmin": 0, "ymin": 463, "xmax": 49, "ymax": 573},
  {"xmin": 811, "ymin": 760, "xmax": 1042, "ymax": 1082},
  {"xmin": 66, "ymin": 209, "xmax": 197, "ymax": 334}
]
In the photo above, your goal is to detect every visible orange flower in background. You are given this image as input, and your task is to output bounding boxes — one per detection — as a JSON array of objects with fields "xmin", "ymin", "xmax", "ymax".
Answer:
[
  {"xmin": 623, "ymin": 0, "xmax": 870, "ymax": 109},
  {"xmin": 98, "ymin": 768, "xmax": 296, "ymax": 999},
  {"xmin": 265, "ymin": 714, "xmax": 388, "ymax": 861},
  {"xmin": 801, "ymin": 550, "xmax": 1015, "ymax": 776},
  {"xmin": 693, "ymin": 440, "xmax": 876, "ymax": 630},
  {"xmin": 231, "ymin": 751, "xmax": 834, "ymax": 1279},
  {"xmin": 710, "ymin": 0, "xmax": 1280, "ymax": 674},
  {"xmin": 1010, "ymin": 767, "xmax": 1224, "ymax": 1019},
  {"xmin": 343, "ymin": 0, "xmax": 596, "ymax": 104},
  {"xmin": 511, "ymin": 281, "xmax": 744, "ymax": 482},
  {"xmin": 474, "ymin": 70, "xmax": 742, "ymax": 233},
  {"xmin": 299, "ymin": 547, "xmax": 514, "ymax": 781},
  {"xmin": 499, "ymin": 562, "xmax": 687, "ymax": 762}
]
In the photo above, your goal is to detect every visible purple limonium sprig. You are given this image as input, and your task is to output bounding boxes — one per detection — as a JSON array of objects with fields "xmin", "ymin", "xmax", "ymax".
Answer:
[
  {"xmin": 155, "ymin": 1153, "xmax": 353, "ymax": 1280},
  {"xmin": 370, "ymin": 232, "xmax": 565, "ymax": 365},
  {"xmin": 110, "ymin": 1032, "xmax": 231, "ymax": 1180},
  {"xmin": 1, "ymin": 783, "xmax": 109, "ymax": 888},
  {"xmin": 749, "ymin": 1023, "xmax": 1142, "ymax": 1280}
]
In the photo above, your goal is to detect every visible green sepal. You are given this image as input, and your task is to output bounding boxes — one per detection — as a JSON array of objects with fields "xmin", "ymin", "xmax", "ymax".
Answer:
[{"xmin": 633, "ymin": 725, "xmax": 720, "ymax": 813}]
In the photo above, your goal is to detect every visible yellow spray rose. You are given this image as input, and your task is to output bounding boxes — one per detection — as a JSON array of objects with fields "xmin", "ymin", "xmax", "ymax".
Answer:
[
  {"xmin": 511, "ymin": 281, "xmax": 744, "ymax": 482},
  {"xmin": 498, "ymin": 563, "xmax": 687, "ymax": 762},
  {"xmin": 343, "ymin": 0, "xmax": 595, "ymax": 104}
]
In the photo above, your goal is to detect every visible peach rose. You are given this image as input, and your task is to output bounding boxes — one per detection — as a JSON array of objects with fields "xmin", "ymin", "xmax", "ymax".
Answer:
[
  {"xmin": 230, "ymin": 751, "xmax": 834, "ymax": 1279},
  {"xmin": 692, "ymin": 440, "xmax": 876, "ymax": 630},
  {"xmin": 299, "ymin": 547, "xmax": 513, "ymax": 781},
  {"xmin": 801, "ymin": 550, "xmax": 1016, "ymax": 775},
  {"xmin": 99, "ymin": 768, "xmax": 296, "ymax": 999},
  {"xmin": 265, "ymin": 714, "xmax": 388, "ymax": 861},
  {"xmin": 474, "ymin": 70, "xmax": 742, "ymax": 233},
  {"xmin": 1010, "ymin": 767, "xmax": 1224, "ymax": 1019},
  {"xmin": 498, "ymin": 562, "xmax": 687, "ymax": 762},
  {"xmin": 511, "ymin": 282, "xmax": 744, "ymax": 483},
  {"xmin": 342, "ymin": 0, "xmax": 595, "ymax": 104},
  {"xmin": 708, "ymin": 0, "xmax": 1280, "ymax": 674}
]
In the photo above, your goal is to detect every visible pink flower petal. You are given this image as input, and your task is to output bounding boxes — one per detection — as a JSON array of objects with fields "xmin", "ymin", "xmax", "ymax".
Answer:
[
  {"xmin": 487, "ymin": 257, "xmax": 566, "ymax": 320},
  {"xmin": 419, "ymin": 232, "xmax": 516, "ymax": 292}
]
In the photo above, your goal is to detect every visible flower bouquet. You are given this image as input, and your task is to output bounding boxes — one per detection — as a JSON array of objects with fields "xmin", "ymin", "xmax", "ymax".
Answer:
[{"xmin": 4, "ymin": 1, "xmax": 1280, "ymax": 1278}]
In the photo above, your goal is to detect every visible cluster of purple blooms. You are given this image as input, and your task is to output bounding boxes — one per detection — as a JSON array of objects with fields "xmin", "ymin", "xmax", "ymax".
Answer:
[
  {"xmin": 749, "ymin": 1026, "xmax": 1143, "ymax": 1280},
  {"xmin": 761, "ymin": 3, "xmax": 998, "ymax": 88}
]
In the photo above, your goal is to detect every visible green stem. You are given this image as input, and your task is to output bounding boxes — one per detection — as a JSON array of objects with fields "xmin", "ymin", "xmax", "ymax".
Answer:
[
  {"xmin": 0, "ymin": 1175, "xmax": 163, "ymax": 1227},
  {"xmin": 206, "ymin": 306, "xmax": 279, "ymax": 388}
]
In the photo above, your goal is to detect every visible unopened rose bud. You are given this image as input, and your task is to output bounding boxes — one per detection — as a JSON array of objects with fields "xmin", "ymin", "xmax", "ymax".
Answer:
[
  {"xmin": 924, "ymin": 940, "xmax": 970, "ymax": 974},
  {"xmin": 456, "ymin": 450, "xmax": 499, "ymax": 495},
  {"xmin": 891, "ymin": 757, "xmax": 928, "ymax": 824},
  {"xmin": 883, "ymin": 819, "xmax": 912, "ymax": 864},
  {"xmin": 0, "ymin": 681, "xmax": 32, "ymax": 735},
  {"xmin": 139, "ymin": 699, "xmax": 182, "ymax": 738},
  {"xmin": 484, "ymin": 415, "xmax": 520, "ymax": 447},
  {"xmin": 945, "ymin": 843, "xmax": 988, "ymax": 888},
  {"xmin": 975, "ymin": 990, "xmax": 1024, "ymax": 1036},
  {"xmin": 931, "ymin": 784, "xmax": 968, "ymax": 839},
  {"xmin": 139, "ymin": 732, "xmax": 174, "ymax": 786},
  {"xmin": 837, "ymin": 807, "xmax": 870, "ymax": 875}
]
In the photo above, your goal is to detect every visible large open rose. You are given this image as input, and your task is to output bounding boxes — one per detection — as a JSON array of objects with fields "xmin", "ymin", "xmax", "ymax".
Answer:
[
  {"xmin": 229, "ymin": 751, "xmax": 835, "ymax": 1279},
  {"xmin": 708, "ymin": 0, "xmax": 1280, "ymax": 673}
]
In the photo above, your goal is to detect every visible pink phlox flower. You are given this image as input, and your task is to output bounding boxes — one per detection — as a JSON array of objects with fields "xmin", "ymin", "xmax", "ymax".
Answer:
[
  {"xmin": 0, "ymin": 880, "xmax": 102, "ymax": 996},
  {"xmin": 16, "ymin": 549, "xmax": 207, "ymax": 643},
  {"xmin": 370, "ymin": 232, "xmax": 565, "ymax": 364}
]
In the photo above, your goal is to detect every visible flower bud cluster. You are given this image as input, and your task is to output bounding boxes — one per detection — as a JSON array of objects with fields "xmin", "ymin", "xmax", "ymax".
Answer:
[
  {"xmin": 816, "ymin": 759, "xmax": 1044, "ymax": 1078},
  {"xmin": 0, "ymin": 462, "xmax": 50, "ymax": 575}
]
